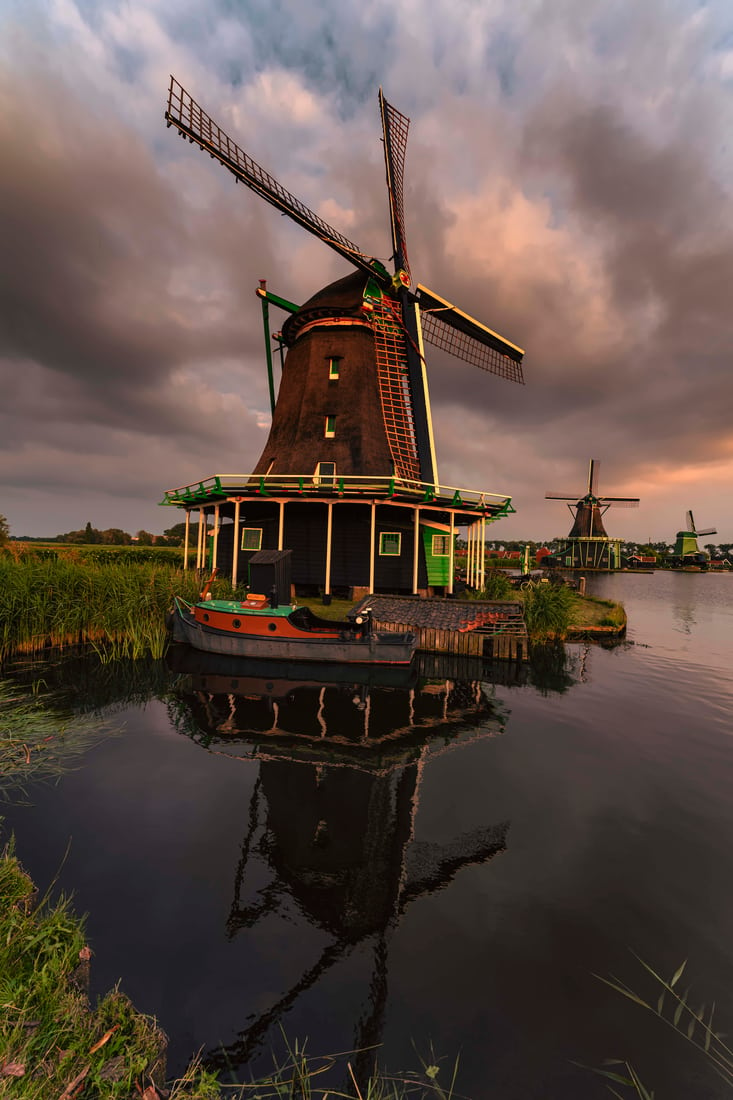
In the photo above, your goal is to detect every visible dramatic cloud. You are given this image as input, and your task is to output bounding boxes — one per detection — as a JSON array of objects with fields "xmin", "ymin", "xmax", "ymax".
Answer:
[{"xmin": 1, "ymin": 0, "xmax": 731, "ymax": 540}]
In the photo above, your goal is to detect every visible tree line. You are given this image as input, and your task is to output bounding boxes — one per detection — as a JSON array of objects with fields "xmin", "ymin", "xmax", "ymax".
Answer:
[{"xmin": 1, "ymin": 519, "xmax": 188, "ymax": 548}]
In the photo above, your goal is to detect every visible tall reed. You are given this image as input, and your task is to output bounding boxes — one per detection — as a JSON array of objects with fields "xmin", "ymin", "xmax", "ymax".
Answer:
[
  {"xmin": 521, "ymin": 580, "xmax": 577, "ymax": 641},
  {"xmin": 0, "ymin": 557, "xmax": 228, "ymax": 662}
]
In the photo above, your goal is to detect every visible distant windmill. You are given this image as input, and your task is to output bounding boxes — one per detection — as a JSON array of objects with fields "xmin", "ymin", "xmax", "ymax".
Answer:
[
  {"xmin": 670, "ymin": 510, "xmax": 717, "ymax": 566},
  {"xmin": 545, "ymin": 459, "xmax": 640, "ymax": 570},
  {"xmin": 161, "ymin": 76, "xmax": 526, "ymax": 596}
]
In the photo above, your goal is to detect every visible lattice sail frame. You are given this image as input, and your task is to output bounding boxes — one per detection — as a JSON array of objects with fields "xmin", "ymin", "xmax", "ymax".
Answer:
[
  {"xmin": 419, "ymin": 310, "xmax": 524, "ymax": 382},
  {"xmin": 380, "ymin": 91, "xmax": 411, "ymax": 282},
  {"xmin": 165, "ymin": 76, "xmax": 370, "ymax": 272}
]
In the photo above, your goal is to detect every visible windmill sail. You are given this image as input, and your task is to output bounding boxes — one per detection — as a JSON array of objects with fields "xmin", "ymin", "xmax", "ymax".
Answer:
[
  {"xmin": 416, "ymin": 285, "xmax": 525, "ymax": 382},
  {"xmin": 588, "ymin": 459, "xmax": 600, "ymax": 496},
  {"xmin": 379, "ymin": 90, "xmax": 411, "ymax": 281},
  {"xmin": 165, "ymin": 76, "xmax": 377, "ymax": 280}
]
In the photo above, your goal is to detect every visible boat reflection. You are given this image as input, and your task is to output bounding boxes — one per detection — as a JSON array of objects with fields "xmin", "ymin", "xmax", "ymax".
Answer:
[{"xmin": 166, "ymin": 647, "xmax": 510, "ymax": 1083}]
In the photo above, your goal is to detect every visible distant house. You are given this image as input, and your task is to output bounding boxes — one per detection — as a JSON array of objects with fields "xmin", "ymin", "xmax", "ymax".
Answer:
[
  {"xmin": 627, "ymin": 554, "xmax": 657, "ymax": 568},
  {"xmin": 535, "ymin": 547, "xmax": 551, "ymax": 564},
  {"xmin": 709, "ymin": 558, "xmax": 732, "ymax": 569}
]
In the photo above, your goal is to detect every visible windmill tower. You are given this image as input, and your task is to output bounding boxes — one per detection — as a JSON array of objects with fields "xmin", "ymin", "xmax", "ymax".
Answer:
[
  {"xmin": 670, "ymin": 511, "xmax": 717, "ymax": 566},
  {"xmin": 160, "ymin": 78, "xmax": 525, "ymax": 597},
  {"xmin": 545, "ymin": 459, "xmax": 640, "ymax": 570}
]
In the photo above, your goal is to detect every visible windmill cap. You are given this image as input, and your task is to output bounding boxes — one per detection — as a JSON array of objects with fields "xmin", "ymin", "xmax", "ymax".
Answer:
[{"xmin": 282, "ymin": 271, "xmax": 371, "ymax": 345}]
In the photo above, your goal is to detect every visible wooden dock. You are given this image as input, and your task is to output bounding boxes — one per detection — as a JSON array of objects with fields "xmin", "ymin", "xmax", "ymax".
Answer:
[{"xmin": 352, "ymin": 595, "xmax": 529, "ymax": 661}]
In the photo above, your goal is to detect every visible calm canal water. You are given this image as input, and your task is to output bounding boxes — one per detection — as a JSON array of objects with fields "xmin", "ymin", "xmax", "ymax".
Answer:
[{"xmin": 3, "ymin": 571, "xmax": 733, "ymax": 1098}]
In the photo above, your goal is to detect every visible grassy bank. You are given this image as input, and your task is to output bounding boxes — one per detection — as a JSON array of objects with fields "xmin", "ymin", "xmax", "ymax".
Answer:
[
  {"xmin": 0, "ymin": 838, "xmax": 220, "ymax": 1099},
  {"xmin": 1, "ymin": 837, "xmax": 462, "ymax": 1099},
  {"xmin": 462, "ymin": 574, "xmax": 626, "ymax": 642},
  {"xmin": 1, "ymin": 547, "xmax": 625, "ymax": 664}
]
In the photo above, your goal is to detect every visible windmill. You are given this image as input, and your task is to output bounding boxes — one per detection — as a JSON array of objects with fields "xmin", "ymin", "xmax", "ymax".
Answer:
[
  {"xmin": 670, "ymin": 510, "xmax": 717, "ymax": 566},
  {"xmin": 161, "ymin": 77, "xmax": 526, "ymax": 596},
  {"xmin": 545, "ymin": 459, "xmax": 640, "ymax": 570}
]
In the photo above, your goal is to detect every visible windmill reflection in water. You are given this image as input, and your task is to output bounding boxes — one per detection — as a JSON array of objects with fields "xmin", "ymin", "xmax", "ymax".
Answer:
[{"xmin": 166, "ymin": 649, "xmax": 512, "ymax": 1083}]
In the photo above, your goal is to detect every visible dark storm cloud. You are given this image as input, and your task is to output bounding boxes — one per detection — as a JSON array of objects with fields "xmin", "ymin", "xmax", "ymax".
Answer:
[{"xmin": 0, "ymin": 63, "xmax": 274, "ymax": 440}]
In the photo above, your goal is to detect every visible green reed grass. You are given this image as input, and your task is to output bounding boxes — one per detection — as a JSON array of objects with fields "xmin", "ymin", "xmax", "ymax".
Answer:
[
  {"xmin": 0, "ymin": 838, "xmax": 174, "ymax": 1098},
  {"xmin": 592, "ymin": 955, "xmax": 733, "ymax": 1097},
  {"xmin": 520, "ymin": 580, "xmax": 577, "ymax": 641},
  {"xmin": 0, "ymin": 556, "xmax": 233, "ymax": 662},
  {"xmin": 1, "ymin": 839, "xmax": 463, "ymax": 1099},
  {"xmin": 461, "ymin": 570, "xmax": 514, "ymax": 601}
]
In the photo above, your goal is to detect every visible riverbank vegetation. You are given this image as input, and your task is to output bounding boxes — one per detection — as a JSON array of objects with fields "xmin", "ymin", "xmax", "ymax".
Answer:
[
  {"xmin": 1, "ymin": 545, "xmax": 624, "ymax": 664},
  {"xmin": 0, "ymin": 681, "xmax": 116, "ymax": 804},
  {"xmin": 1, "ymin": 838, "xmax": 461, "ymax": 1098},
  {"xmin": 463, "ymin": 576, "xmax": 626, "ymax": 642},
  {"xmin": 0, "ymin": 837, "xmax": 221, "ymax": 1099},
  {"xmin": 0, "ymin": 554, "xmax": 227, "ymax": 663}
]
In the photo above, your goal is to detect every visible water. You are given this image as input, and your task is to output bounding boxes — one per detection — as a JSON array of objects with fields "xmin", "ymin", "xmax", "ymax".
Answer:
[{"xmin": 3, "ymin": 572, "xmax": 733, "ymax": 1098}]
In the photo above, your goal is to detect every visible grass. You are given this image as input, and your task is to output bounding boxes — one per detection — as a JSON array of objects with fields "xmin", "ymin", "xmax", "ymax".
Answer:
[
  {"xmin": 592, "ymin": 955, "xmax": 733, "ymax": 1097},
  {"xmin": 520, "ymin": 580, "xmax": 577, "ymax": 642},
  {"xmin": 0, "ymin": 556, "xmax": 237, "ymax": 663},
  {"xmin": 0, "ymin": 837, "xmax": 179, "ymax": 1098},
  {"xmin": 569, "ymin": 594, "xmax": 627, "ymax": 632},
  {"xmin": 461, "ymin": 570, "xmax": 514, "ymax": 601},
  {"xmin": 1, "ymin": 835, "xmax": 463, "ymax": 1099}
]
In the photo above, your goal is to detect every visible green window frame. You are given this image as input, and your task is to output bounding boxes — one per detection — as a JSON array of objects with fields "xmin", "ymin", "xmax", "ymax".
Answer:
[
  {"xmin": 379, "ymin": 532, "xmax": 401, "ymax": 556},
  {"xmin": 432, "ymin": 534, "xmax": 451, "ymax": 556},
  {"xmin": 324, "ymin": 415, "xmax": 336, "ymax": 438},
  {"xmin": 241, "ymin": 527, "xmax": 263, "ymax": 552},
  {"xmin": 328, "ymin": 357, "xmax": 340, "ymax": 380}
]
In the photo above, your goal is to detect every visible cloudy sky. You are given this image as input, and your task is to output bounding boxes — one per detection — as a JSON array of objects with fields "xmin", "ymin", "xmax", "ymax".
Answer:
[{"xmin": 2, "ymin": 0, "xmax": 732, "ymax": 542}]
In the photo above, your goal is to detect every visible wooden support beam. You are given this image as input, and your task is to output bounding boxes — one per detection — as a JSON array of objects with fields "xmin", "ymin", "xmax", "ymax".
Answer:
[
  {"xmin": 183, "ymin": 510, "xmax": 191, "ymax": 571},
  {"xmin": 369, "ymin": 502, "xmax": 376, "ymax": 593},
  {"xmin": 212, "ymin": 504, "xmax": 220, "ymax": 573},
  {"xmin": 325, "ymin": 501, "xmax": 333, "ymax": 596},
  {"xmin": 232, "ymin": 500, "xmax": 241, "ymax": 587}
]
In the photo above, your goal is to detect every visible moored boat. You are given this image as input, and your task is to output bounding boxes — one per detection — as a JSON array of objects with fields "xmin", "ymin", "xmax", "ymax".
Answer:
[{"xmin": 168, "ymin": 594, "xmax": 418, "ymax": 665}]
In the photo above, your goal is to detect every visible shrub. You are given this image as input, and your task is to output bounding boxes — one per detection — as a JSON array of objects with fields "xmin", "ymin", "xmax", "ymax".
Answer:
[{"xmin": 522, "ymin": 580, "xmax": 576, "ymax": 641}]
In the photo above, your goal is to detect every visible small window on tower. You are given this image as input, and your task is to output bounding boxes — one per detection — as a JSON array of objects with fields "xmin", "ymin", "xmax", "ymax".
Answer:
[
  {"xmin": 314, "ymin": 462, "xmax": 336, "ymax": 488},
  {"xmin": 324, "ymin": 415, "xmax": 336, "ymax": 438},
  {"xmin": 241, "ymin": 528, "xmax": 263, "ymax": 552},
  {"xmin": 379, "ymin": 532, "xmax": 401, "ymax": 556},
  {"xmin": 328, "ymin": 357, "xmax": 341, "ymax": 380}
]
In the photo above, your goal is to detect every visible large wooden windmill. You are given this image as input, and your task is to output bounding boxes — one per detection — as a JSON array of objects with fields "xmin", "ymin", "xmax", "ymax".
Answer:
[
  {"xmin": 670, "ymin": 510, "xmax": 717, "ymax": 566},
  {"xmin": 545, "ymin": 459, "xmax": 640, "ymax": 570},
  {"xmin": 161, "ymin": 77, "xmax": 525, "ymax": 596}
]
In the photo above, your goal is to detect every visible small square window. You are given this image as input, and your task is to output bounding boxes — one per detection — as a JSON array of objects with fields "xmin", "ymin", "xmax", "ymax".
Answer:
[
  {"xmin": 241, "ymin": 527, "xmax": 263, "ymax": 552},
  {"xmin": 379, "ymin": 532, "xmax": 401, "ymax": 556},
  {"xmin": 432, "ymin": 534, "xmax": 450, "ymax": 556},
  {"xmin": 328, "ymin": 357, "xmax": 340, "ymax": 379},
  {"xmin": 324, "ymin": 415, "xmax": 336, "ymax": 438}
]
